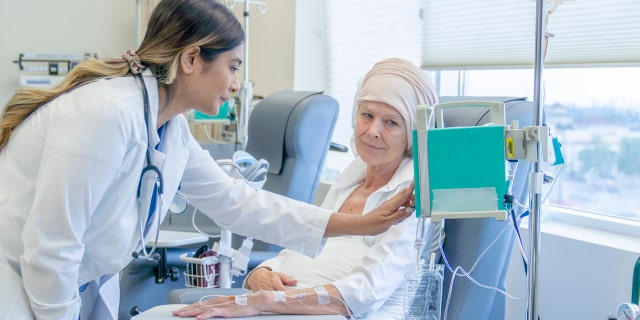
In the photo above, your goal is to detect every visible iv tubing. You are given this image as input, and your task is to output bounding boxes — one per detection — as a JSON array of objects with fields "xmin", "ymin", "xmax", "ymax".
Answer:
[
  {"xmin": 437, "ymin": 220, "xmax": 525, "ymax": 320},
  {"xmin": 414, "ymin": 215, "xmax": 428, "ymax": 267}
]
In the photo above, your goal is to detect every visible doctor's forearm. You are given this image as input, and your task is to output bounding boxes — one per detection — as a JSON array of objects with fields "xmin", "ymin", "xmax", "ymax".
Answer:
[
  {"xmin": 324, "ymin": 213, "xmax": 359, "ymax": 237},
  {"xmin": 324, "ymin": 186, "xmax": 413, "ymax": 237}
]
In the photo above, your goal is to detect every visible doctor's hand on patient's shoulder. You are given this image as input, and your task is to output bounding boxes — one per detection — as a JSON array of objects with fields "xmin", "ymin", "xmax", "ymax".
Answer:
[
  {"xmin": 246, "ymin": 267, "xmax": 297, "ymax": 292},
  {"xmin": 325, "ymin": 182, "xmax": 415, "ymax": 237}
]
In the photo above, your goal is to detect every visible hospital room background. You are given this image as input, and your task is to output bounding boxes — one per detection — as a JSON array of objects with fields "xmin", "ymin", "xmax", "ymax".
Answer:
[{"xmin": 1, "ymin": 0, "xmax": 639, "ymax": 319}]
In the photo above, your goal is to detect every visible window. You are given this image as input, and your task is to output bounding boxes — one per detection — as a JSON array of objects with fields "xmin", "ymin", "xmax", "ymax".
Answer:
[
  {"xmin": 324, "ymin": 0, "xmax": 640, "ymax": 224},
  {"xmin": 439, "ymin": 67, "xmax": 640, "ymax": 223},
  {"xmin": 323, "ymin": 0, "xmax": 423, "ymax": 180},
  {"xmin": 545, "ymin": 68, "xmax": 640, "ymax": 222},
  {"xmin": 422, "ymin": 0, "xmax": 640, "ymax": 223},
  {"xmin": 421, "ymin": 0, "xmax": 640, "ymax": 68}
]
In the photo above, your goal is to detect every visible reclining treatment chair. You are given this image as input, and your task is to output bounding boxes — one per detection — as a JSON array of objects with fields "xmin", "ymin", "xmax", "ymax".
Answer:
[
  {"xmin": 246, "ymin": 90, "xmax": 339, "ymax": 203},
  {"xmin": 435, "ymin": 96, "xmax": 534, "ymax": 320},
  {"xmin": 167, "ymin": 95, "xmax": 532, "ymax": 318},
  {"xmin": 234, "ymin": 90, "xmax": 340, "ymax": 270},
  {"xmin": 120, "ymin": 91, "xmax": 339, "ymax": 316}
]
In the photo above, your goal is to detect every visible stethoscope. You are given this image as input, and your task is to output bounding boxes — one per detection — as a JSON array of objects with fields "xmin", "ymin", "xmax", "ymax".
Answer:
[
  {"xmin": 132, "ymin": 73, "xmax": 163, "ymax": 260},
  {"xmin": 131, "ymin": 73, "xmax": 191, "ymax": 259}
]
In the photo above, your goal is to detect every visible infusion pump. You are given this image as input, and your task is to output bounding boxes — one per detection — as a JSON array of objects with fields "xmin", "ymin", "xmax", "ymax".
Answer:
[{"xmin": 14, "ymin": 53, "xmax": 96, "ymax": 88}]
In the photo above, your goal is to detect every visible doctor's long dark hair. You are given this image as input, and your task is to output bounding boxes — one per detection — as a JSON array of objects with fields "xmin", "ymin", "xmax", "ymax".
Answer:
[{"xmin": 0, "ymin": 0, "xmax": 244, "ymax": 151}]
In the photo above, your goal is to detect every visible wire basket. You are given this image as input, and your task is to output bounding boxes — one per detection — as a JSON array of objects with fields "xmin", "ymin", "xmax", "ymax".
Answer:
[{"xmin": 179, "ymin": 253, "xmax": 220, "ymax": 288}]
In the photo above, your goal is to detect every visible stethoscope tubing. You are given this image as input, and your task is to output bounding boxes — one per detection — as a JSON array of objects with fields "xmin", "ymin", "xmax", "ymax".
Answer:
[{"xmin": 133, "ymin": 73, "xmax": 163, "ymax": 260}]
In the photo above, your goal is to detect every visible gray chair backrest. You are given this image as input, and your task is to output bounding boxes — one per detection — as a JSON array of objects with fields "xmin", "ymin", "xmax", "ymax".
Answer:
[
  {"xmin": 245, "ymin": 90, "xmax": 339, "ymax": 203},
  {"xmin": 436, "ymin": 96, "xmax": 534, "ymax": 320},
  {"xmin": 237, "ymin": 90, "xmax": 339, "ymax": 269},
  {"xmin": 165, "ymin": 91, "xmax": 340, "ymax": 304},
  {"xmin": 166, "ymin": 96, "xmax": 533, "ymax": 309}
]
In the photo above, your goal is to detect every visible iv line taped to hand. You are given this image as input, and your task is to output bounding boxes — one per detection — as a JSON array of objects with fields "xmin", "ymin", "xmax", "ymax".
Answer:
[{"xmin": 198, "ymin": 288, "xmax": 355, "ymax": 318}]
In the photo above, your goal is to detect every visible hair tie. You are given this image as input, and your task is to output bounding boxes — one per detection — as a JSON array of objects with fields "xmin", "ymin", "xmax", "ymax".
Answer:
[{"xmin": 122, "ymin": 49, "xmax": 146, "ymax": 75}]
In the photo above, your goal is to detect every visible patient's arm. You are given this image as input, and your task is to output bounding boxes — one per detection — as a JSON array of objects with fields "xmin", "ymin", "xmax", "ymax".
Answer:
[
  {"xmin": 245, "ymin": 267, "xmax": 297, "ymax": 292},
  {"xmin": 172, "ymin": 285, "xmax": 350, "ymax": 319}
]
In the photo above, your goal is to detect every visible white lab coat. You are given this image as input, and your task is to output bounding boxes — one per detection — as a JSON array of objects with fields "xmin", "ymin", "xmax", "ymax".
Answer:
[
  {"xmin": 251, "ymin": 157, "xmax": 441, "ymax": 319},
  {"xmin": 0, "ymin": 72, "xmax": 332, "ymax": 319}
]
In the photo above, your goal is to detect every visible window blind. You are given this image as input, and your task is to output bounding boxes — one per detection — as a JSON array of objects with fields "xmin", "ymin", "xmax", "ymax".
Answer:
[{"xmin": 421, "ymin": 0, "xmax": 640, "ymax": 69}]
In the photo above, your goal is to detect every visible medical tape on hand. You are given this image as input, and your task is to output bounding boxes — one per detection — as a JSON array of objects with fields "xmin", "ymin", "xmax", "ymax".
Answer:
[
  {"xmin": 272, "ymin": 291, "xmax": 286, "ymax": 303},
  {"xmin": 234, "ymin": 294, "xmax": 248, "ymax": 306},
  {"xmin": 313, "ymin": 286, "xmax": 330, "ymax": 305}
]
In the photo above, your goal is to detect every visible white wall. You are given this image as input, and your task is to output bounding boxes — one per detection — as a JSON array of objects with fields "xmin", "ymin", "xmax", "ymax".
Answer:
[
  {"xmin": 3, "ymin": 2, "xmax": 639, "ymax": 319},
  {"xmin": 293, "ymin": 1, "xmax": 326, "ymax": 92},
  {"xmin": 0, "ymin": 0, "xmax": 137, "ymax": 107},
  {"xmin": 230, "ymin": 0, "xmax": 326, "ymax": 96},
  {"xmin": 0, "ymin": 0, "xmax": 325, "ymax": 108},
  {"xmin": 229, "ymin": 0, "xmax": 294, "ymax": 97},
  {"xmin": 505, "ymin": 220, "xmax": 640, "ymax": 319}
]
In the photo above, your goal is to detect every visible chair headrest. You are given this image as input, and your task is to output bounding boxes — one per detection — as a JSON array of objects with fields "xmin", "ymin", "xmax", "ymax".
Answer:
[
  {"xmin": 246, "ymin": 90, "xmax": 323, "ymax": 175},
  {"xmin": 437, "ymin": 96, "xmax": 532, "ymax": 127}
]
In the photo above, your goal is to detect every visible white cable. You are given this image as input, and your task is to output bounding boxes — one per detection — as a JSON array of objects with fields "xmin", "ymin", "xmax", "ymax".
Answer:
[
  {"xmin": 440, "ymin": 220, "xmax": 509, "ymax": 275},
  {"xmin": 443, "ymin": 265, "xmax": 525, "ymax": 320},
  {"xmin": 190, "ymin": 207, "xmax": 221, "ymax": 239},
  {"xmin": 541, "ymin": 163, "xmax": 564, "ymax": 204},
  {"xmin": 513, "ymin": 197, "xmax": 530, "ymax": 212},
  {"xmin": 216, "ymin": 161, "xmax": 244, "ymax": 175},
  {"xmin": 512, "ymin": 213, "xmax": 529, "ymax": 266},
  {"xmin": 201, "ymin": 123, "xmax": 227, "ymax": 143},
  {"xmin": 438, "ymin": 220, "xmax": 525, "ymax": 320}
]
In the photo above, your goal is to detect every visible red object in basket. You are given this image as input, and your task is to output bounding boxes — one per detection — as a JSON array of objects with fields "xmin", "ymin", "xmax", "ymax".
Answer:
[{"xmin": 198, "ymin": 250, "xmax": 220, "ymax": 287}]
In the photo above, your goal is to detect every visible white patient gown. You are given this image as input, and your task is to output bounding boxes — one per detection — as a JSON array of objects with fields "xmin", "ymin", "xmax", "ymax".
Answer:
[{"xmin": 250, "ymin": 157, "xmax": 442, "ymax": 319}]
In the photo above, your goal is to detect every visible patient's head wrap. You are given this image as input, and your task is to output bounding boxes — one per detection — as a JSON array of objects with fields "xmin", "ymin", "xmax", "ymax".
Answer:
[{"xmin": 355, "ymin": 58, "xmax": 438, "ymax": 152}]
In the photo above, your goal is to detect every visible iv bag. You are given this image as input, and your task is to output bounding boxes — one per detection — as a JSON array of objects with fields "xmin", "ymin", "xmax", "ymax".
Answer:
[{"xmin": 404, "ymin": 259, "xmax": 444, "ymax": 320}]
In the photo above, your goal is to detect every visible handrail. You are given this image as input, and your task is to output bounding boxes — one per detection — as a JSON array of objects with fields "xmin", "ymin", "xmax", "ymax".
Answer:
[{"xmin": 633, "ymin": 255, "xmax": 640, "ymax": 305}]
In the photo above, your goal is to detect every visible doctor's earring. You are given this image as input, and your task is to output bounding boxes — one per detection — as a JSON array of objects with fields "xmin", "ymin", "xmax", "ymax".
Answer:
[{"xmin": 169, "ymin": 192, "xmax": 189, "ymax": 215}]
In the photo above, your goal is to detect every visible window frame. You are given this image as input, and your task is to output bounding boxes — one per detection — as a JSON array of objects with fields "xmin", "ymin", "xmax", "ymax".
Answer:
[
  {"xmin": 435, "ymin": 68, "xmax": 640, "ymax": 237},
  {"xmin": 323, "ymin": 1, "xmax": 640, "ymax": 238},
  {"xmin": 543, "ymin": 205, "xmax": 640, "ymax": 239}
]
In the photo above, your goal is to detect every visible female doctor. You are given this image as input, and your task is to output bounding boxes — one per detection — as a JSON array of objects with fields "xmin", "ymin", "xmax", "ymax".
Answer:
[{"xmin": 0, "ymin": 0, "xmax": 413, "ymax": 319}]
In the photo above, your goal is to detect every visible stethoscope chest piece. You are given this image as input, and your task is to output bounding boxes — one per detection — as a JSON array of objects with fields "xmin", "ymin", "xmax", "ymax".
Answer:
[{"xmin": 169, "ymin": 192, "xmax": 188, "ymax": 215}]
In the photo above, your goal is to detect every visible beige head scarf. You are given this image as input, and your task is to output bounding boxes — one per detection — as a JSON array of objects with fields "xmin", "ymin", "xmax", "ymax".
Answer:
[{"xmin": 355, "ymin": 58, "xmax": 438, "ymax": 153}]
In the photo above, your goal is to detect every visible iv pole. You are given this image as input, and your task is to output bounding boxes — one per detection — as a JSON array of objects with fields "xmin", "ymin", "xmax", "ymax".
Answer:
[
  {"xmin": 225, "ymin": 0, "xmax": 268, "ymax": 149},
  {"xmin": 203, "ymin": 0, "xmax": 267, "ymax": 288},
  {"xmin": 528, "ymin": 0, "xmax": 546, "ymax": 319}
]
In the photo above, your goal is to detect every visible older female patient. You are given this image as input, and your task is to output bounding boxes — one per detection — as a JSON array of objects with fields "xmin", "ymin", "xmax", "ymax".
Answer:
[{"xmin": 174, "ymin": 58, "xmax": 441, "ymax": 320}]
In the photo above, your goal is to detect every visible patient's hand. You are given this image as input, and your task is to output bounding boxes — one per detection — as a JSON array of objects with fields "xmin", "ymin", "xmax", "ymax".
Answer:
[
  {"xmin": 172, "ymin": 294, "xmax": 264, "ymax": 319},
  {"xmin": 247, "ymin": 267, "xmax": 297, "ymax": 292},
  {"xmin": 172, "ymin": 287, "xmax": 350, "ymax": 319}
]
